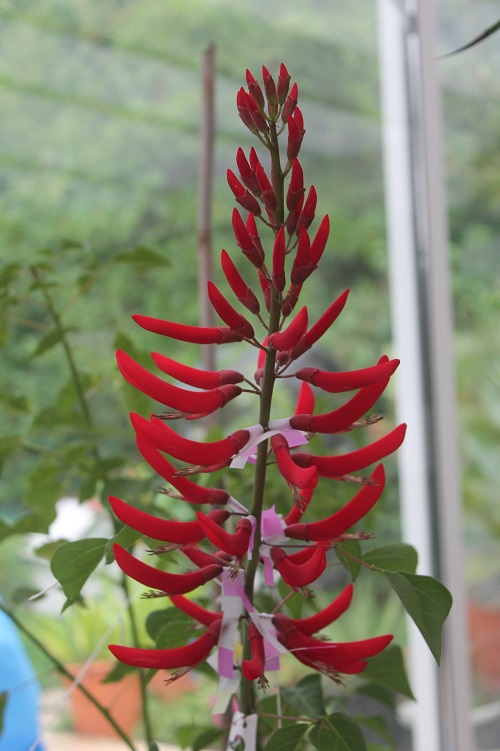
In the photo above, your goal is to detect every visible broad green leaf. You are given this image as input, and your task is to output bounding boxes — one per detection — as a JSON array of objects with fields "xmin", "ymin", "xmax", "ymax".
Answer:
[
  {"xmin": 0, "ymin": 391, "xmax": 30, "ymax": 413},
  {"xmin": 361, "ymin": 645, "xmax": 414, "ymax": 699},
  {"xmin": 355, "ymin": 682, "xmax": 396, "ymax": 709},
  {"xmin": 0, "ymin": 691, "xmax": 7, "ymax": 733},
  {"xmin": 31, "ymin": 327, "xmax": 76, "ymax": 358},
  {"xmin": 102, "ymin": 661, "xmax": 135, "ymax": 684},
  {"xmin": 363, "ymin": 543, "xmax": 418, "ymax": 574},
  {"xmin": 265, "ymin": 723, "xmax": 309, "ymax": 751},
  {"xmin": 281, "ymin": 674, "xmax": 326, "ymax": 719},
  {"xmin": 334, "ymin": 540, "xmax": 362, "ymax": 581},
  {"xmin": 104, "ymin": 525, "xmax": 141, "ymax": 564},
  {"xmin": 51, "ymin": 538, "xmax": 108, "ymax": 607},
  {"xmin": 384, "ymin": 572, "xmax": 452, "ymax": 663},
  {"xmin": 309, "ymin": 712, "xmax": 367, "ymax": 751},
  {"xmin": 114, "ymin": 245, "xmax": 170, "ymax": 272},
  {"xmin": 356, "ymin": 714, "xmax": 394, "ymax": 745},
  {"xmin": 146, "ymin": 608, "xmax": 194, "ymax": 648},
  {"xmin": 192, "ymin": 728, "xmax": 225, "ymax": 751},
  {"xmin": 0, "ymin": 262, "xmax": 21, "ymax": 288}
]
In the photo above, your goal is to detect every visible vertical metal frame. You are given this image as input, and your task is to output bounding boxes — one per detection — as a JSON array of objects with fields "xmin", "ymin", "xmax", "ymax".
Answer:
[{"xmin": 377, "ymin": 1, "xmax": 473, "ymax": 749}]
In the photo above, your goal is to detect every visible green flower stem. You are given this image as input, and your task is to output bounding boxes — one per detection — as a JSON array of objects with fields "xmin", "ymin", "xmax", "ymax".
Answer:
[{"xmin": 0, "ymin": 603, "xmax": 139, "ymax": 751}]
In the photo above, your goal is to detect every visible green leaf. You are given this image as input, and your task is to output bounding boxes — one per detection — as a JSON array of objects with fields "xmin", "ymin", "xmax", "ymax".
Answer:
[
  {"xmin": 104, "ymin": 525, "xmax": 141, "ymax": 564},
  {"xmin": 101, "ymin": 661, "xmax": 135, "ymax": 684},
  {"xmin": 265, "ymin": 723, "xmax": 309, "ymax": 751},
  {"xmin": 192, "ymin": 727, "xmax": 225, "ymax": 751},
  {"xmin": 334, "ymin": 540, "xmax": 362, "ymax": 581},
  {"xmin": 363, "ymin": 543, "xmax": 418, "ymax": 574},
  {"xmin": 114, "ymin": 245, "xmax": 170, "ymax": 273},
  {"xmin": 309, "ymin": 712, "xmax": 367, "ymax": 751},
  {"xmin": 355, "ymin": 682, "xmax": 395, "ymax": 709},
  {"xmin": 361, "ymin": 645, "xmax": 414, "ymax": 699},
  {"xmin": 31, "ymin": 326, "xmax": 77, "ymax": 358},
  {"xmin": 384, "ymin": 572, "xmax": 452, "ymax": 663},
  {"xmin": 0, "ymin": 262, "xmax": 21, "ymax": 289},
  {"xmin": 281, "ymin": 674, "xmax": 326, "ymax": 719},
  {"xmin": 356, "ymin": 714, "xmax": 393, "ymax": 745},
  {"xmin": 0, "ymin": 691, "xmax": 7, "ymax": 733},
  {"xmin": 50, "ymin": 538, "xmax": 108, "ymax": 607},
  {"xmin": 146, "ymin": 607, "xmax": 194, "ymax": 648},
  {"xmin": 0, "ymin": 391, "xmax": 30, "ymax": 413}
]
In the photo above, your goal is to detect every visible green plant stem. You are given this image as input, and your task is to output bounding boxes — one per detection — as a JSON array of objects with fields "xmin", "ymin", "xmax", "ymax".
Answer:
[
  {"xmin": 240, "ymin": 119, "xmax": 285, "ymax": 728},
  {"xmin": 0, "ymin": 603, "xmax": 139, "ymax": 751}
]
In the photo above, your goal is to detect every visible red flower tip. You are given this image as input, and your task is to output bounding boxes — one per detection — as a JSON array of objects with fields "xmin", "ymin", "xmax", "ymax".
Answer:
[
  {"xmin": 268, "ymin": 306, "xmax": 308, "ymax": 352},
  {"xmin": 277, "ymin": 63, "xmax": 291, "ymax": 105},
  {"xmin": 227, "ymin": 170, "xmax": 261, "ymax": 215},
  {"xmin": 207, "ymin": 281, "xmax": 255, "ymax": 339},
  {"xmin": 271, "ymin": 544, "xmax": 326, "ymax": 587}
]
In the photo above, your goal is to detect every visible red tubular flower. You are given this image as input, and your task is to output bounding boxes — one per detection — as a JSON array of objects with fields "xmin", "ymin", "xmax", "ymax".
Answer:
[
  {"xmin": 272, "ymin": 227, "xmax": 286, "ymax": 293},
  {"xmin": 132, "ymin": 314, "xmax": 243, "ymax": 345},
  {"xmin": 114, "ymin": 544, "xmax": 223, "ymax": 596},
  {"xmin": 109, "ymin": 619, "xmax": 221, "ymax": 671},
  {"xmin": 277, "ymin": 63, "xmax": 291, "ymax": 105},
  {"xmin": 261, "ymin": 65, "xmax": 277, "ymax": 113},
  {"xmin": 246, "ymin": 69, "xmax": 265, "ymax": 109},
  {"xmin": 286, "ymin": 196, "xmax": 303, "ymax": 235},
  {"xmin": 232, "ymin": 209, "xmax": 264, "ymax": 267},
  {"xmin": 273, "ymin": 613, "xmax": 392, "ymax": 675},
  {"xmin": 132, "ymin": 413, "xmax": 250, "ymax": 468},
  {"xmin": 296, "ymin": 185, "xmax": 317, "ymax": 233},
  {"xmin": 169, "ymin": 595, "xmax": 223, "ymax": 627},
  {"xmin": 295, "ymin": 381, "xmax": 315, "ymax": 416},
  {"xmin": 286, "ymin": 159, "xmax": 305, "ymax": 211},
  {"xmin": 285, "ymin": 464, "xmax": 386, "ymax": 542},
  {"xmin": 246, "ymin": 213, "xmax": 266, "ymax": 264},
  {"xmin": 284, "ymin": 485, "xmax": 315, "ymax": 525},
  {"xmin": 290, "ymin": 227, "xmax": 311, "ymax": 285},
  {"xmin": 282, "ymin": 283, "xmax": 302, "ymax": 317},
  {"xmin": 295, "ymin": 357, "xmax": 400, "ymax": 393},
  {"xmin": 289, "ymin": 289, "xmax": 350, "ymax": 360},
  {"xmin": 236, "ymin": 147, "xmax": 260, "ymax": 196},
  {"xmin": 287, "ymin": 584, "xmax": 354, "ymax": 635},
  {"xmin": 242, "ymin": 621, "xmax": 267, "ymax": 684},
  {"xmin": 116, "ymin": 350, "xmax": 242, "ymax": 417},
  {"xmin": 281, "ymin": 82, "xmax": 298, "ymax": 121},
  {"xmin": 109, "ymin": 495, "xmax": 229, "ymax": 544},
  {"xmin": 227, "ymin": 170, "xmax": 261, "ymax": 215},
  {"xmin": 271, "ymin": 434, "xmax": 318, "ymax": 494},
  {"xmin": 135, "ymin": 433, "xmax": 230, "ymax": 505},
  {"xmin": 309, "ymin": 215, "xmax": 330, "ymax": 268},
  {"xmin": 292, "ymin": 424, "xmax": 407, "ymax": 479},
  {"xmin": 196, "ymin": 513, "xmax": 253, "ymax": 558},
  {"xmin": 236, "ymin": 88, "xmax": 257, "ymax": 132},
  {"xmin": 180, "ymin": 546, "xmax": 232, "ymax": 568},
  {"xmin": 220, "ymin": 250, "xmax": 260, "ymax": 315},
  {"xmin": 289, "ymin": 372, "xmax": 393, "ymax": 434},
  {"xmin": 268, "ymin": 307, "xmax": 308, "ymax": 352},
  {"xmin": 254, "ymin": 162, "xmax": 277, "ymax": 214},
  {"xmin": 207, "ymin": 281, "xmax": 255, "ymax": 339},
  {"xmin": 245, "ymin": 91, "xmax": 268, "ymax": 134},
  {"xmin": 151, "ymin": 352, "xmax": 244, "ymax": 390},
  {"xmin": 287, "ymin": 111, "xmax": 303, "ymax": 161},
  {"xmin": 270, "ymin": 544, "xmax": 326, "ymax": 587}
]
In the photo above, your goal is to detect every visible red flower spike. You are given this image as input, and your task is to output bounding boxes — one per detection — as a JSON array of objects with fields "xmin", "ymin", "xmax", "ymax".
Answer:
[
  {"xmin": 309, "ymin": 215, "xmax": 330, "ymax": 267},
  {"xmin": 109, "ymin": 495, "xmax": 229, "ymax": 544},
  {"xmin": 282, "ymin": 283, "xmax": 302, "ymax": 318},
  {"xmin": 262, "ymin": 65, "xmax": 277, "ymax": 113},
  {"xmin": 286, "ymin": 159, "xmax": 305, "ymax": 212},
  {"xmin": 271, "ymin": 434, "xmax": 318, "ymax": 493},
  {"xmin": 227, "ymin": 170, "xmax": 261, "ymax": 215},
  {"xmin": 151, "ymin": 352, "xmax": 244, "ymax": 390},
  {"xmin": 236, "ymin": 88, "xmax": 257, "ymax": 132},
  {"xmin": 236, "ymin": 147, "xmax": 260, "ymax": 196},
  {"xmin": 288, "ymin": 584, "xmax": 354, "ymax": 635},
  {"xmin": 292, "ymin": 424, "xmax": 407, "ymax": 479},
  {"xmin": 295, "ymin": 357, "xmax": 400, "ymax": 394},
  {"xmin": 272, "ymin": 226, "xmax": 286, "ymax": 293},
  {"xmin": 207, "ymin": 281, "xmax": 255, "ymax": 339},
  {"xmin": 114, "ymin": 544, "xmax": 223, "ymax": 596},
  {"xmin": 245, "ymin": 91, "xmax": 268, "ymax": 134},
  {"xmin": 242, "ymin": 621, "xmax": 267, "ymax": 683},
  {"xmin": 289, "ymin": 288, "xmax": 350, "ymax": 360},
  {"xmin": 277, "ymin": 63, "xmax": 291, "ymax": 106},
  {"xmin": 281, "ymin": 82, "xmax": 298, "ymax": 121},
  {"xmin": 286, "ymin": 464, "xmax": 386, "ymax": 542},
  {"xmin": 132, "ymin": 314, "xmax": 243, "ymax": 346},
  {"xmin": 109, "ymin": 619, "xmax": 221, "ymax": 671},
  {"xmin": 290, "ymin": 375, "xmax": 391, "ymax": 434},
  {"xmin": 132, "ymin": 413, "xmax": 250, "ymax": 468},
  {"xmin": 196, "ymin": 513, "xmax": 253, "ymax": 558},
  {"xmin": 254, "ymin": 162, "xmax": 277, "ymax": 214},
  {"xmin": 270, "ymin": 544, "xmax": 326, "ymax": 588},
  {"xmin": 268, "ymin": 306, "xmax": 308, "ymax": 352},
  {"xmin": 116, "ymin": 350, "xmax": 242, "ymax": 417},
  {"xmin": 246, "ymin": 69, "xmax": 265, "ymax": 109},
  {"xmin": 220, "ymin": 250, "xmax": 260, "ymax": 315},
  {"xmin": 258, "ymin": 271, "xmax": 271, "ymax": 313},
  {"xmin": 169, "ymin": 595, "xmax": 223, "ymax": 627},
  {"xmin": 135, "ymin": 433, "xmax": 229, "ymax": 505},
  {"xmin": 287, "ymin": 112, "xmax": 303, "ymax": 161}
]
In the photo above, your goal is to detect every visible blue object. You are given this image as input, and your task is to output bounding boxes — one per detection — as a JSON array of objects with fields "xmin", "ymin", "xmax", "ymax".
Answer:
[{"xmin": 0, "ymin": 609, "xmax": 46, "ymax": 750}]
